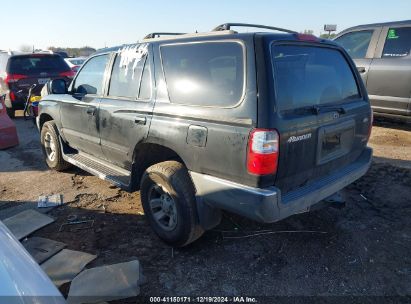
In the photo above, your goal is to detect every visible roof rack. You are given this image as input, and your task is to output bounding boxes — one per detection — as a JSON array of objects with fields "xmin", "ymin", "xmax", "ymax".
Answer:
[
  {"xmin": 144, "ymin": 32, "xmax": 186, "ymax": 39},
  {"xmin": 212, "ymin": 23, "xmax": 297, "ymax": 34}
]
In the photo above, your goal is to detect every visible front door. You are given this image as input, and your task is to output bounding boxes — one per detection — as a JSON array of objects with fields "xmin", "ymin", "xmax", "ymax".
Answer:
[
  {"xmin": 60, "ymin": 54, "xmax": 111, "ymax": 158},
  {"xmin": 99, "ymin": 45, "xmax": 154, "ymax": 170},
  {"xmin": 367, "ymin": 26, "xmax": 411, "ymax": 116}
]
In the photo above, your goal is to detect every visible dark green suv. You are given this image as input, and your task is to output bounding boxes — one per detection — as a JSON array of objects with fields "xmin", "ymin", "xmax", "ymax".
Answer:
[{"xmin": 37, "ymin": 23, "xmax": 373, "ymax": 246}]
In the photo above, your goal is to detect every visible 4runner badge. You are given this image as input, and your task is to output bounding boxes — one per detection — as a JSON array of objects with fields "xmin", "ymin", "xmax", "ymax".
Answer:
[{"xmin": 287, "ymin": 133, "xmax": 312, "ymax": 143}]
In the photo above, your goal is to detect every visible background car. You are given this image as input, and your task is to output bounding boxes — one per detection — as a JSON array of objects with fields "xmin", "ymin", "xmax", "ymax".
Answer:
[
  {"xmin": 0, "ymin": 221, "xmax": 65, "ymax": 303},
  {"xmin": 0, "ymin": 51, "xmax": 74, "ymax": 118},
  {"xmin": 334, "ymin": 20, "xmax": 411, "ymax": 120},
  {"xmin": 65, "ymin": 57, "xmax": 86, "ymax": 73}
]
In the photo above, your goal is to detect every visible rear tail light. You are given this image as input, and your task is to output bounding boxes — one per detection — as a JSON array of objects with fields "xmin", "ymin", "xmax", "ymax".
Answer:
[
  {"xmin": 4, "ymin": 73, "xmax": 28, "ymax": 85},
  {"xmin": 247, "ymin": 129, "xmax": 279, "ymax": 175},
  {"xmin": 59, "ymin": 70, "xmax": 75, "ymax": 78},
  {"xmin": 9, "ymin": 91, "xmax": 16, "ymax": 102}
]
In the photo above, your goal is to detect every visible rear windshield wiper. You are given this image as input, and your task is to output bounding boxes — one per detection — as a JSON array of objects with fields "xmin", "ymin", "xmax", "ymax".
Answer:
[
  {"xmin": 292, "ymin": 105, "xmax": 347, "ymax": 116},
  {"xmin": 308, "ymin": 105, "xmax": 347, "ymax": 115}
]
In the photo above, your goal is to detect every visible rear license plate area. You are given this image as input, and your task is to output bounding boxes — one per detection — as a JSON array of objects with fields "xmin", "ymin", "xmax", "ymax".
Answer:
[{"xmin": 317, "ymin": 120, "xmax": 355, "ymax": 165}]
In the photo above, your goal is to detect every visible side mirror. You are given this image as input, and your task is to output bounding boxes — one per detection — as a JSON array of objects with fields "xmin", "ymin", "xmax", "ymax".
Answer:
[{"xmin": 49, "ymin": 79, "xmax": 67, "ymax": 95}]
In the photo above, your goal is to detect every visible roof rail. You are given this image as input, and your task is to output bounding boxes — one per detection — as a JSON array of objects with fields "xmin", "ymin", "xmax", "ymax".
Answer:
[
  {"xmin": 144, "ymin": 32, "xmax": 186, "ymax": 39},
  {"xmin": 212, "ymin": 23, "xmax": 297, "ymax": 34}
]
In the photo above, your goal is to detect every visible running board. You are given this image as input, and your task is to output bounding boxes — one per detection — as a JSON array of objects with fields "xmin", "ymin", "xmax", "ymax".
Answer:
[{"xmin": 63, "ymin": 152, "xmax": 132, "ymax": 190}]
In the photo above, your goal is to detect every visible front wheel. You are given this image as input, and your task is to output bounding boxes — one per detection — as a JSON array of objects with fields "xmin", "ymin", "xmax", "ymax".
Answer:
[
  {"xmin": 140, "ymin": 161, "xmax": 204, "ymax": 247},
  {"xmin": 40, "ymin": 121, "xmax": 71, "ymax": 171}
]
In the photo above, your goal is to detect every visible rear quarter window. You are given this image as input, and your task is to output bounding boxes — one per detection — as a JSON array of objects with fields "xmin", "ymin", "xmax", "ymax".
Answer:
[
  {"xmin": 271, "ymin": 44, "xmax": 361, "ymax": 112},
  {"xmin": 160, "ymin": 41, "xmax": 245, "ymax": 107}
]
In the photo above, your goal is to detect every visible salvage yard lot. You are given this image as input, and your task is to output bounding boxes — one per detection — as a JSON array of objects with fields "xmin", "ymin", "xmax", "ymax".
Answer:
[{"xmin": 0, "ymin": 117, "xmax": 410, "ymax": 301}]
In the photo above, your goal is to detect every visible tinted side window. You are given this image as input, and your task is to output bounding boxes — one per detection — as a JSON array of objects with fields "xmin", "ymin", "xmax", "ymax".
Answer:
[
  {"xmin": 108, "ymin": 54, "xmax": 146, "ymax": 99},
  {"xmin": 161, "ymin": 42, "xmax": 244, "ymax": 107},
  {"xmin": 138, "ymin": 59, "xmax": 151, "ymax": 100},
  {"xmin": 382, "ymin": 27, "xmax": 411, "ymax": 58},
  {"xmin": 272, "ymin": 45, "xmax": 360, "ymax": 112},
  {"xmin": 334, "ymin": 30, "xmax": 373, "ymax": 59},
  {"xmin": 73, "ymin": 54, "xmax": 110, "ymax": 95}
]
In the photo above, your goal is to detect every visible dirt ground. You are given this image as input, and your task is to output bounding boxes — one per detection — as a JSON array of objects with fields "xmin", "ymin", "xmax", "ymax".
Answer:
[{"xmin": 0, "ymin": 116, "xmax": 410, "ymax": 302}]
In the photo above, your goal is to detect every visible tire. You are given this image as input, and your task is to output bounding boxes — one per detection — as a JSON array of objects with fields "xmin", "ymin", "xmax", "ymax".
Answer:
[
  {"xmin": 6, "ymin": 107, "xmax": 15, "ymax": 119},
  {"xmin": 40, "ymin": 121, "xmax": 71, "ymax": 171},
  {"xmin": 140, "ymin": 161, "xmax": 204, "ymax": 247}
]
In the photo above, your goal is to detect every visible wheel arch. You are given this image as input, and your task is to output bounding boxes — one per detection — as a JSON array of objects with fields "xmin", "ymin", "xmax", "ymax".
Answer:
[
  {"xmin": 130, "ymin": 142, "xmax": 187, "ymax": 190},
  {"xmin": 39, "ymin": 113, "xmax": 54, "ymax": 130}
]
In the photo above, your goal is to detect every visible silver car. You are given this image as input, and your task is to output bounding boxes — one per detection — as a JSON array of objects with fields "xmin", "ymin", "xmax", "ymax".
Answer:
[{"xmin": 334, "ymin": 20, "xmax": 411, "ymax": 120}]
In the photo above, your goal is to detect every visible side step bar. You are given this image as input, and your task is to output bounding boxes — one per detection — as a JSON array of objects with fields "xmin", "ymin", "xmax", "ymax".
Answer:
[{"xmin": 62, "ymin": 151, "xmax": 132, "ymax": 191}]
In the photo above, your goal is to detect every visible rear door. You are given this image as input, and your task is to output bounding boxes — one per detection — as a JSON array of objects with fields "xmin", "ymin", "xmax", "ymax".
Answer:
[
  {"xmin": 98, "ymin": 44, "xmax": 154, "ymax": 170},
  {"xmin": 60, "ymin": 54, "xmax": 111, "ymax": 158},
  {"xmin": 366, "ymin": 25, "xmax": 411, "ymax": 116},
  {"xmin": 334, "ymin": 27, "xmax": 381, "ymax": 85},
  {"xmin": 268, "ymin": 42, "xmax": 372, "ymax": 195}
]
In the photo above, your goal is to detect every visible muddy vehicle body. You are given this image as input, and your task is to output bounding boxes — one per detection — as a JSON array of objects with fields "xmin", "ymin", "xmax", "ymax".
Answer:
[{"xmin": 38, "ymin": 23, "xmax": 373, "ymax": 246}]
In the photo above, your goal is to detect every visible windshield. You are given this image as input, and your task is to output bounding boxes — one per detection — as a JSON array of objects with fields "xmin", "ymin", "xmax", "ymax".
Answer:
[
  {"xmin": 271, "ymin": 44, "xmax": 360, "ymax": 112},
  {"xmin": 8, "ymin": 55, "xmax": 70, "ymax": 74}
]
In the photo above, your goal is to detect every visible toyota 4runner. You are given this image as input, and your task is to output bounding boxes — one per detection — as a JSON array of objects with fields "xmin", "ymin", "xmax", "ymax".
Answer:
[{"xmin": 37, "ymin": 23, "xmax": 373, "ymax": 246}]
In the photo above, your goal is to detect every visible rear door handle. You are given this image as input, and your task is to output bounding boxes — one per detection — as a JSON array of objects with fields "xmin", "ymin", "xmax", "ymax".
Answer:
[
  {"xmin": 86, "ymin": 106, "xmax": 97, "ymax": 116},
  {"xmin": 134, "ymin": 116, "xmax": 147, "ymax": 125},
  {"xmin": 357, "ymin": 67, "xmax": 366, "ymax": 74}
]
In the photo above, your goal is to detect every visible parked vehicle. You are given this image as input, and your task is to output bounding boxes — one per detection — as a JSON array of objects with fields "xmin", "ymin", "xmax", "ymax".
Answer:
[
  {"xmin": 334, "ymin": 20, "xmax": 411, "ymax": 120},
  {"xmin": 0, "ymin": 51, "xmax": 74, "ymax": 118},
  {"xmin": 65, "ymin": 57, "xmax": 86, "ymax": 73},
  {"xmin": 37, "ymin": 23, "xmax": 373, "ymax": 246}
]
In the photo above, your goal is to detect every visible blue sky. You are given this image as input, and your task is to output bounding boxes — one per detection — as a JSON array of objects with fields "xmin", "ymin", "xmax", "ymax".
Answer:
[{"xmin": 1, "ymin": 0, "xmax": 410, "ymax": 50}]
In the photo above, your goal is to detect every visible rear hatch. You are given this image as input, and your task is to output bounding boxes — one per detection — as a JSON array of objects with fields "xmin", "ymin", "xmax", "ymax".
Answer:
[
  {"xmin": 267, "ymin": 40, "xmax": 372, "ymax": 195},
  {"xmin": 6, "ymin": 54, "xmax": 73, "ymax": 97}
]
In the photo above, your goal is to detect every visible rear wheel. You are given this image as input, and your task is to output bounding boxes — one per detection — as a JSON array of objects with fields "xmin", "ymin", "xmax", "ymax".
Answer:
[
  {"xmin": 6, "ymin": 107, "xmax": 15, "ymax": 119},
  {"xmin": 40, "ymin": 121, "xmax": 71, "ymax": 171},
  {"xmin": 140, "ymin": 161, "xmax": 204, "ymax": 247}
]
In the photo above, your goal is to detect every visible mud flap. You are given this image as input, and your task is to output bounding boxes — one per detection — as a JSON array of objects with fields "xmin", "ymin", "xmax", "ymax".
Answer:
[{"xmin": 195, "ymin": 196, "xmax": 222, "ymax": 230}]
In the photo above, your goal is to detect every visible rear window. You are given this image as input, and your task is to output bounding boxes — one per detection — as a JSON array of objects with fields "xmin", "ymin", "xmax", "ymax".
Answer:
[
  {"xmin": 271, "ymin": 45, "xmax": 360, "ymax": 112},
  {"xmin": 8, "ymin": 55, "xmax": 69, "ymax": 74},
  {"xmin": 161, "ymin": 42, "xmax": 244, "ymax": 107}
]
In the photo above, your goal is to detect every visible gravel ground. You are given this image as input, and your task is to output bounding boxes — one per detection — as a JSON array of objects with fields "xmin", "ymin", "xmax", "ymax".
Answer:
[{"xmin": 0, "ymin": 116, "xmax": 410, "ymax": 303}]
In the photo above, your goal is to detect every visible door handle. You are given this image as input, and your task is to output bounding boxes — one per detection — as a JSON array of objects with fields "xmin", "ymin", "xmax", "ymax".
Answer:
[
  {"xmin": 134, "ymin": 116, "xmax": 147, "ymax": 125},
  {"xmin": 357, "ymin": 66, "xmax": 366, "ymax": 74},
  {"xmin": 86, "ymin": 106, "xmax": 96, "ymax": 116}
]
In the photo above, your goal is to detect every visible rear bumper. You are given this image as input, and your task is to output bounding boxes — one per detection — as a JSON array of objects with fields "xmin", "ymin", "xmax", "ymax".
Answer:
[{"xmin": 190, "ymin": 147, "xmax": 372, "ymax": 223}]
